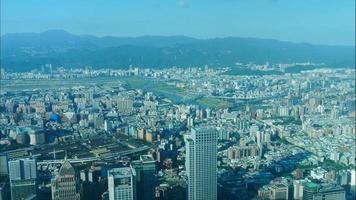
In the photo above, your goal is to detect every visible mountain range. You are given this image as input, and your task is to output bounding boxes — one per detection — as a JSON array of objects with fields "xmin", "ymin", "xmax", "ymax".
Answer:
[{"xmin": 1, "ymin": 30, "xmax": 354, "ymax": 72}]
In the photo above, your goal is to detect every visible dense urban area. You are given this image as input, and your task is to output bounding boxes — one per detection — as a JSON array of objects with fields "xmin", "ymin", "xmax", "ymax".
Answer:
[{"xmin": 0, "ymin": 64, "xmax": 355, "ymax": 200}]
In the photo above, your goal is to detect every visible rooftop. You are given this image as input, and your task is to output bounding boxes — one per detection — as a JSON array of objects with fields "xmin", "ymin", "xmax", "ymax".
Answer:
[{"xmin": 108, "ymin": 167, "xmax": 135, "ymax": 177}]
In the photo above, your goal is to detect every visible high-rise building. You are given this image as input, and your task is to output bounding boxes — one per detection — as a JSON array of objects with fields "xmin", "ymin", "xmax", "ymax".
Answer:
[
  {"xmin": 131, "ymin": 155, "xmax": 156, "ymax": 200},
  {"xmin": 351, "ymin": 170, "xmax": 356, "ymax": 194},
  {"xmin": 8, "ymin": 158, "xmax": 37, "ymax": 200},
  {"xmin": 303, "ymin": 182, "xmax": 319, "ymax": 200},
  {"xmin": 51, "ymin": 160, "xmax": 80, "ymax": 200},
  {"xmin": 270, "ymin": 183, "xmax": 289, "ymax": 200},
  {"xmin": 313, "ymin": 184, "xmax": 345, "ymax": 200},
  {"xmin": 185, "ymin": 126, "xmax": 217, "ymax": 200},
  {"xmin": 293, "ymin": 180, "xmax": 307, "ymax": 200},
  {"xmin": 0, "ymin": 154, "xmax": 8, "ymax": 177},
  {"xmin": 108, "ymin": 167, "xmax": 136, "ymax": 200},
  {"xmin": 303, "ymin": 182, "xmax": 345, "ymax": 200}
]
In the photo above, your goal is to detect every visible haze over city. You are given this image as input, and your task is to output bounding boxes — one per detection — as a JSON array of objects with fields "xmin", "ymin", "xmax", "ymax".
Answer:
[
  {"xmin": 0, "ymin": 1, "xmax": 355, "ymax": 200},
  {"xmin": 1, "ymin": 0, "xmax": 355, "ymax": 45}
]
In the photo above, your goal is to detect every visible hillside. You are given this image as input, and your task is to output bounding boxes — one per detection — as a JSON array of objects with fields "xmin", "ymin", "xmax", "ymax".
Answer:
[{"xmin": 1, "ymin": 30, "xmax": 354, "ymax": 72}]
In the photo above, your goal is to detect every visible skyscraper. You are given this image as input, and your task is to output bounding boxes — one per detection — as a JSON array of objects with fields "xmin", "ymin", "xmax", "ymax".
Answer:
[
  {"xmin": 8, "ymin": 158, "xmax": 37, "ymax": 200},
  {"xmin": 185, "ymin": 126, "xmax": 217, "ymax": 200},
  {"xmin": 108, "ymin": 167, "xmax": 136, "ymax": 200},
  {"xmin": 303, "ymin": 182, "xmax": 346, "ymax": 200},
  {"xmin": 303, "ymin": 182, "xmax": 319, "ymax": 200},
  {"xmin": 0, "ymin": 153, "xmax": 8, "ymax": 176},
  {"xmin": 131, "ymin": 155, "xmax": 156, "ymax": 200},
  {"xmin": 313, "ymin": 184, "xmax": 345, "ymax": 200},
  {"xmin": 51, "ymin": 160, "xmax": 80, "ymax": 200}
]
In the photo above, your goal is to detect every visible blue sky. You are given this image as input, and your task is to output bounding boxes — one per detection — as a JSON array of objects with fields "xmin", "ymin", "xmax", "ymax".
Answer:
[{"xmin": 1, "ymin": 0, "xmax": 355, "ymax": 45}]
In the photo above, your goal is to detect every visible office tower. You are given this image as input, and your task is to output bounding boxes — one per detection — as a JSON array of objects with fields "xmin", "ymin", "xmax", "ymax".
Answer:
[
  {"xmin": 51, "ymin": 160, "xmax": 80, "ymax": 200},
  {"xmin": 303, "ymin": 182, "xmax": 319, "ymax": 200},
  {"xmin": 0, "ymin": 154, "xmax": 8, "ymax": 176},
  {"xmin": 185, "ymin": 126, "xmax": 217, "ymax": 200},
  {"xmin": 294, "ymin": 180, "xmax": 307, "ymax": 200},
  {"xmin": 313, "ymin": 184, "xmax": 345, "ymax": 200},
  {"xmin": 8, "ymin": 158, "xmax": 37, "ymax": 200},
  {"xmin": 351, "ymin": 170, "xmax": 356, "ymax": 194},
  {"xmin": 270, "ymin": 184, "xmax": 289, "ymax": 200},
  {"xmin": 108, "ymin": 167, "xmax": 136, "ymax": 200},
  {"xmin": 303, "ymin": 183, "xmax": 345, "ymax": 200},
  {"xmin": 131, "ymin": 155, "xmax": 156, "ymax": 200}
]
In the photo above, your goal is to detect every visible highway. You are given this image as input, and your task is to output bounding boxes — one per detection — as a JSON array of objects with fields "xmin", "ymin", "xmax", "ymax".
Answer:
[{"xmin": 37, "ymin": 145, "xmax": 150, "ymax": 165}]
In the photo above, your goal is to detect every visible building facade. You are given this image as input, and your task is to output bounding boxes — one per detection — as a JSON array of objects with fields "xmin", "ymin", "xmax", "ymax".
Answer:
[
  {"xmin": 108, "ymin": 167, "xmax": 136, "ymax": 200},
  {"xmin": 131, "ymin": 155, "xmax": 156, "ymax": 200},
  {"xmin": 8, "ymin": 158, "xmax": 37, "ymax": 200},
  {"xmin": 51, "ymin": 161, "xmax": 80, "ymax": 200},
  {"xmin": 303, "ymin": 182, "xmax": 345, "ymax": 200},
  {"xmin": 185, "ymin": 126, "xmax": 217, "ymax": 200}
]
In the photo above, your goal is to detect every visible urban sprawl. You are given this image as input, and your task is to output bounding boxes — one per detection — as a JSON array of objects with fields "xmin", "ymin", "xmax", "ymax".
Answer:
[{"xmin": 0, "ymin": 64, "xmax": 355, "ymax": 200}]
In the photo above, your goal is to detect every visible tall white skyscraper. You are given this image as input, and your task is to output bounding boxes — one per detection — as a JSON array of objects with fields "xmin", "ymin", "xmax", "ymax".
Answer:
[
  {"xmin": 108, "ymin": 167, "xmax": 136, "ymax": 200},
  {"xmin": 185, "ymin": 126, "xmax": 217, "ymax": 200}
]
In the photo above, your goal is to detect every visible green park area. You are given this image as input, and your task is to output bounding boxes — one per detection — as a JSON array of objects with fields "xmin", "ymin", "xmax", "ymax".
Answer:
[
  {"xmin": 2, "ymin": 76, "xmax": 237, "ymax": 109},
  {"xmin": 322, "ymin": 159, "xmax": 351, "ymax": 171},
  {"xmin": 272, "ymin": 116, "xmax": 302, "ymax": 125},
  {"xmin": 196, "ymin": 97, "xmax": 232, "ymax": 109}
]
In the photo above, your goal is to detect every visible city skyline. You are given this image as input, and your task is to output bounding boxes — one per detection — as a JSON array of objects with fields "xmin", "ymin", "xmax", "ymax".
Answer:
[{"xmin": 0, "ymin": 1, "xmax": 355, "ymax": 200}]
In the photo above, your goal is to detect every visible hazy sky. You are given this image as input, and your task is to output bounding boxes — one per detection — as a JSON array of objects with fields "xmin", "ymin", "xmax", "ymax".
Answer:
[{"xmin": 1, "ymin": 0, "xmax": 355, "ymax": 45}]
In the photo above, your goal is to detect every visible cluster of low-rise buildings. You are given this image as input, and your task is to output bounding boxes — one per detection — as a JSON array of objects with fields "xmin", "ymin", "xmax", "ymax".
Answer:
[{"xmin": 0, "ymin": 66, "xmax": 355, "ymax": 200}]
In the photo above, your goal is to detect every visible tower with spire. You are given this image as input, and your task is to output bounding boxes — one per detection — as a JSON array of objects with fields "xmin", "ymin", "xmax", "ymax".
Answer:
[{"xmin": 51, "ymin": 159, "xmax": 80, "ymax": 200}]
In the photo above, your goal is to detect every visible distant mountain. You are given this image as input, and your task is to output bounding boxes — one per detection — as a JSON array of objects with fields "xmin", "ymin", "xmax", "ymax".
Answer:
[{"xmin": 1, "ymin": 30, "xmax": 354, "ymax": 72}]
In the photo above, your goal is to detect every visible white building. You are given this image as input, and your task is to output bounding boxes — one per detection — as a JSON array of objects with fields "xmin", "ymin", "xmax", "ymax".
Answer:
[
  {"xmin": 311, "ymin": 167, "xmax": 327, "ymax": 180},
  {"xmin": 293, "ymin": 179, "xmax": 307, "ymax": 200},
  {"xmin": 108, "ymin": 167, "xmax": 136, "ymax": 200},
  {"xmin": 185, "ymin": 126, "xmax": 217, "ymax": 200},
  {"xmin": 351, "ymin": 170, "xmax": 356, "ymax": 193}
]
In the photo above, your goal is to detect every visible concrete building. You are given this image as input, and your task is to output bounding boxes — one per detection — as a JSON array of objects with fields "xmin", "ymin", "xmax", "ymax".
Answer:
[
  {"xmin": 303, "ymin": 182, "xmax": 345, "ymax": 200},
  {"xmin": 270, "ymin": 183, "xmax": 289, "ymax": 200},
  {"xmin": 51, "ymin": 160, "xmax": 80, "ymax": 200},
  {"xmin": 227, "ymin": 144, "xmax": 261, "ymax": 159},
  {"xmin": 108, "ymin": 167, "xmax": 136, "ymax": 200},
  {"xmin": 0, "ymin": 154, "xmax": 8, "ymax": 176},
  {"xmin": 303, "ymin": 182, "xmax": 319, "ymax": 200},
  {"xmin": 293, "ymin": 180, "xmax": 307, "ymax": 200},
  {"xmin": 8, "ymin": 158, "xmax": 37, "ymax": 200},
  {"xmin": 131, "ymin": 155, "xmax": 156, "ymax": 200},
  {"xmin": 313, "ymin": 184, "xmax": 345, "ymax": 200},
  {"xmin": 185, "ymin": 126, "xmax": 217, "ymax": 200},
  {"xmin": 351, "ymin": 170, "xmax": 356, "ymax": 194}
]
